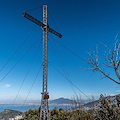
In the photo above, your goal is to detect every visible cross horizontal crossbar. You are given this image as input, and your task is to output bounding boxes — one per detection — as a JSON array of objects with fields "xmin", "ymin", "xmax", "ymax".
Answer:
[{"xmin": 23, "ymin": 12, "xmax": 62, "ymax": 38}]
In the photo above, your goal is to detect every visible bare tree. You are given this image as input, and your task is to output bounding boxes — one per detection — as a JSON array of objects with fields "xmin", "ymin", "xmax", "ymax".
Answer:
[
  {"xmin": 71, "ymin": 95, "xmax": 84, "ymax": 111},
  {"xmin": 86, "ymin": 35, "xmax": 120, "ymax": 84}
]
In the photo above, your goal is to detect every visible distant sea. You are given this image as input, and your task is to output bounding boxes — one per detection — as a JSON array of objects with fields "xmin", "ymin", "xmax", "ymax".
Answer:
[{"xmin": 0, "ymin": 104, "xmax": 71, "ymax": 112}]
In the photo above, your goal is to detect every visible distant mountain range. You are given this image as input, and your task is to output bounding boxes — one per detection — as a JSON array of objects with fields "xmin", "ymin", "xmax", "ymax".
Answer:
[
  {"xmin": 49, "ymin": 97, "xmax": 73, "ymax": 105},
  {"xmin": 27, "ymin": 97, "xmax": 89, "ymax": 105},
  {"xmin": 27, "ymin": 97, "xmax": 73, "ymax": 105}
]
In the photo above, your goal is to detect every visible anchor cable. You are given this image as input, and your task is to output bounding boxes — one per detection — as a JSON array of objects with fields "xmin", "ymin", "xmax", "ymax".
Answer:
[
  {"xmin": 0, "ymin": 34, "xmax": 42, "ymax": 83},
  {"xmin": 48, "ymin": 61, "xmax": 92, "ymax": 101},
  {"xmin": 49, "ymin": 35, "xmax": 87, "ymax": 63},
  {"xmin": 10, "ymin": 39, "xmax": 42, "ymax": 109},
  {"xmin": 20, "ymin": 64, "xmax": 43, "ymax": 111},
  {"xmin": 48, "ymin": 38, "xmax": 78, "ymax": 96},
  {"xmin": 26, "ymin": 6, "xmax": 43, "ymax": 12},
  {"xmin": 0, "ymin": 26, "xmax": 37, "ymax": 73}
]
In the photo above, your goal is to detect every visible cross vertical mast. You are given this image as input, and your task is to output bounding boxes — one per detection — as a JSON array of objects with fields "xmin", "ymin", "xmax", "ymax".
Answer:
[
  {"xmin": 40, "ymin": 5, "xmax": 49, "ymax": 120},
  {"xmin": 22, "ymin": 5, "xmax": 62, "ymax": 120},
  {"xmin": 43, "ymin": 5, "xmax": 48, "ymax": 95}
]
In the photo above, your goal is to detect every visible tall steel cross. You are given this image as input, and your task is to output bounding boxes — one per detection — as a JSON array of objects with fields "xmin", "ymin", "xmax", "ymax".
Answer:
[{"xmin": 23, "ymin": 5, "xmax": 62, "ymax": 120}]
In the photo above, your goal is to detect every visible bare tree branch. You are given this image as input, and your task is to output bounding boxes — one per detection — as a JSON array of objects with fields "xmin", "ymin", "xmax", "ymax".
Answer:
[{"xmin": 86, "ymin": 36, "xmax": 120, "ymax": 84}]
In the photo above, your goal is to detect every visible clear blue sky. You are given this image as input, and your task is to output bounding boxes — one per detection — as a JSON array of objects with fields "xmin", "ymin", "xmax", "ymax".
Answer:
[{"xmin": 0, "ymin": 0, "xmax": 120, "ymax": 104}]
